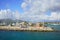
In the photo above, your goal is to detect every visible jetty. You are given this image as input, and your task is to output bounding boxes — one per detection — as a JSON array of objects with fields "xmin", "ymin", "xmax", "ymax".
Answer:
[
  {"xmin": 0, "ymin": 26, "xmax": 54, "ymax": 32},
  {"xmin": 0, "ymin": 22, "xmax": 58, "ymax": 32}
]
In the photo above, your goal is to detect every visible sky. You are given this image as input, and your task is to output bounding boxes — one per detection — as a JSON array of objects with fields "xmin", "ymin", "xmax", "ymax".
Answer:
[
  {"xmin": 0, "ymin": 0, "xmax": 60, "ymax": 22},
  {"xmin": 0, "ymin": 0, "xmax": 23, "ymax": 12}
]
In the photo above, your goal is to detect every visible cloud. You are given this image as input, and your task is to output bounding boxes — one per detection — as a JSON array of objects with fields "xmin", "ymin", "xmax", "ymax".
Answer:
[
  {"xmin": 0, "ymin": 9, "xmax": 12, "ymax": 19},
  {"xmin": 49, "ymin": 12, "xmax": 60, "ymax": 20},
  {"xmin": 0, "ymin": 9, "xmax": 20, "ymax": 20},
  {"xmin": 20, "ymin": 0, "xmax": 60, "ymax": 22},
  {"xmin": 0, "ymin": 0, "xmax": 60, "ymax": 22},
  {"xmin": 21, "ymin": 2, "xmax": 28, "ymax": 10}
]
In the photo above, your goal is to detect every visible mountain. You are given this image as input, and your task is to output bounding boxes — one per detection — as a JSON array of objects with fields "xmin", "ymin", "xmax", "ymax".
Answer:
[{"xmin": 0, "ymin": 19, "xmax": 24, "ymax": 26}]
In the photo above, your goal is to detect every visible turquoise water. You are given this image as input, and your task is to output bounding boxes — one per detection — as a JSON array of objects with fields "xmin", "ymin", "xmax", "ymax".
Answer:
[
  {"xmin": 0, "ymin": 31, "xmax": 60, "ymax": 40},
  {"xmin": 0, "ymin": 25, "xmax": 60, "ymax": 40},
  {"xmin": 45, "ymin": 24, "xmax": 60, "ymax": 30}
]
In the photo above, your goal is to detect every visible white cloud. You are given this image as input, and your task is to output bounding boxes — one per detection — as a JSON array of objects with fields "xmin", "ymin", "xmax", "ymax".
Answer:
[
  {"xmin": 0, "ymin": 9, "xmax": 12, "ymax": 19},
  {"xmin": 49, "ymin": 12, "xmax": 60, "ymax": 20},
  {"xmin": 0, "ymin": 0, "xmax": 60, "ymax": 22},
  {"xmin": 0, "ymin": 9, "xmax": 20, "ymax": 20},
  {"xmin": 14, "ymin": 11, "xmax": 20, "ymax": 20},
  {"xmin": 21, "ymin": 2, "xmax": 28, "ymax": 10},
  {"xmin": 20, "ymin": 0, "xmax": 60, "ymax": 22}
]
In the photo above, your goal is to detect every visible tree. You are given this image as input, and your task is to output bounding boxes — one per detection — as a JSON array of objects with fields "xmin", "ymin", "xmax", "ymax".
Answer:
[
  {"xmin": 24, "ymin": 21, "xmax": 28, "ymax": 25},
  {"xmin": 39, "ymin": 23, "xmax": 43, "ymax": 27}
]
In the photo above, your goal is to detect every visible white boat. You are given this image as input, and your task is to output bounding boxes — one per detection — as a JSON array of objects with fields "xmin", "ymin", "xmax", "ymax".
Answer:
[{"xmin": 52, "ymin": 24, "xmax": 60, "ymax": 25}]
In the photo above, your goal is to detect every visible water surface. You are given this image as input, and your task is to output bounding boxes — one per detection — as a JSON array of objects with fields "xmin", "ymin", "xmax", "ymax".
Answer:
[{"xmin": 0, "ymin": 31, "xmax": 60, "ymax": 40}]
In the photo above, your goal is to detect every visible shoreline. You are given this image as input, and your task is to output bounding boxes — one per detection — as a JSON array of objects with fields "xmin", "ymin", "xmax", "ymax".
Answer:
[
  {"xmin": 0, "ymin": 29, "xmax": 60, "ymax": 32},
  {"xmin": 0, "ymin": 26, "xmax": 59, "ymax": 32}
]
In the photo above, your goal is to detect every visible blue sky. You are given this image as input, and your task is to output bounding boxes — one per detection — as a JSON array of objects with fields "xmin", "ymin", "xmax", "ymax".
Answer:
[
  {"xmin": 0, "ymin": 0, "xmax": 24, "ymax": 13},
  {"xmin": 0, "ymin": 0, "xmax": 60, "ymax": 22}
]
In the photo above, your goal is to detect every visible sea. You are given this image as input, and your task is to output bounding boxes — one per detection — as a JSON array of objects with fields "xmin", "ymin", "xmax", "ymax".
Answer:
[{"xmin": 0, "ymin": 24, "xmax": 60, "ymax": 40}]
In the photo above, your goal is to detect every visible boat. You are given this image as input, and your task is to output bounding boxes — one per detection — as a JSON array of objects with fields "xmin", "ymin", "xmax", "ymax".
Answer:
[{"xmin": 52, "ymin": 24, "xmax": 60, "ymax": 25}]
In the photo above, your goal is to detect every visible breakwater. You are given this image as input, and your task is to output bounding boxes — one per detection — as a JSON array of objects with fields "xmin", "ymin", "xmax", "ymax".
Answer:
[{"xmin": 0, "ymin": 26, "xmax": 56, "ymax": 32}]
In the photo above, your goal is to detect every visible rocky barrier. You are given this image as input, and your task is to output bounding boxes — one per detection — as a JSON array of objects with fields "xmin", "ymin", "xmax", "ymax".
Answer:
[{"xmin": 0, "ymin": 26, "xmax": 58, "ymax": 32}]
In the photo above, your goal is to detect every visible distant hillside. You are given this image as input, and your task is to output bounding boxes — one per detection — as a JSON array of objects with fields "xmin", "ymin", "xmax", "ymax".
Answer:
[
  {"xmin": 0, "ymin": 19, "xmax": 25, "ymax": 26},
  {"xmin": 0, "ymin": 19, "xmax": 24, "ymax": 23}
]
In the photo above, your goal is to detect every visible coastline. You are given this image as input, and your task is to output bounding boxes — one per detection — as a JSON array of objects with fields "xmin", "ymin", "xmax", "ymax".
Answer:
[{"xmin": 0, "ymin": 26, "xmax": 59, "ymax": 32}]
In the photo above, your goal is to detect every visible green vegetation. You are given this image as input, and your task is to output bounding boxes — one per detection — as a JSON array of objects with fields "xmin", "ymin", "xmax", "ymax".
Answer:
[
  {"xmin": 39, "ymin": 23, "xmax": 43, "ymax": 27},
  {"xmin": 30, "ymin": 23, "xmax": 35, "ymax": 27},
  {"xmin": 24, "ymin": 21, "xmax": 28, "ymax": 25}
]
